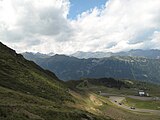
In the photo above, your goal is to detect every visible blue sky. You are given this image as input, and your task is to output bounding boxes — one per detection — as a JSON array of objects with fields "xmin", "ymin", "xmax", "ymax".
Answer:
[
  {"xmin": 68, "ymin": 0, "xmax": 107, "ymax": 19},
  {"xmin": 0, "ymin": 0, "xmax": 160, "ymax": 54}
]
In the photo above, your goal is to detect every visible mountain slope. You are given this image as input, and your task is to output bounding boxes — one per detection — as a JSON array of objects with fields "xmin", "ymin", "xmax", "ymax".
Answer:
[
  {"xmin": 0, "ymin": 42, "xmax": 71, "ymax": 102},
  {"xmin": 0, "ymin": 42, "xmax": 110, "ymax": 120},
  {"xmin": 23, "ymin": 54, "xmax": 160, "ymax": 83},
  {"xmin": 1, "ymin": 42, "xmax": 160, "ymax": 120}
]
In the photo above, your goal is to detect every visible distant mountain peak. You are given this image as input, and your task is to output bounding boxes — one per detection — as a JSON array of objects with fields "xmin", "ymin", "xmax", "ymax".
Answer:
[
  {"xmin": 71, "ymin": 51, "xmax": 112, "ymax": 59},
  {"xmin": 71, "ymin": 49, "xmax": 160, "ymax": 59}
]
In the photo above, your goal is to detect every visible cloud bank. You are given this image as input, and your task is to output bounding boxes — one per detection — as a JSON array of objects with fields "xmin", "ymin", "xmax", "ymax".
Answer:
[{"xmin": 0, "ymin": 0, "xmax": 160, "ymax": 54}]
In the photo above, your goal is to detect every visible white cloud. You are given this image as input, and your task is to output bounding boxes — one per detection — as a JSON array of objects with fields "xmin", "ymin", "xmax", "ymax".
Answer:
[
  {"xmin": 0, "ymin": 0, "xmax": 160, "ymax": 54},
  {"xmin": 71, "ymin": 0, "xmax": 160, "ymax": 53},
  {"xmin": 0, "ymin": 0, "xmax": 72, "ymax": 53},
  {"xmin": 140, "ymin": 31, "xmax": 160, "ymax": 49}
]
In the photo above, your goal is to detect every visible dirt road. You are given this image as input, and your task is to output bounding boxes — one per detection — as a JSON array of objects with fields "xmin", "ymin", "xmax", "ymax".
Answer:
[{"xmin": 108, "ymin": 96, "xmax": 160, "ymax": 115}]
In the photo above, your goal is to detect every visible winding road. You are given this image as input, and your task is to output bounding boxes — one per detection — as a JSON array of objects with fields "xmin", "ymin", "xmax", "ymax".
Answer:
[{"xmin": 108, "ymin": 96, "xmax": 160, "ymax": 115}]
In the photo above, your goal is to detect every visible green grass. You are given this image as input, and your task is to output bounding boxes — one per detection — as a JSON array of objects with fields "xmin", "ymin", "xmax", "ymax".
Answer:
[
  {"xmin": 124, "ymin": 97, "xmax": 160, "ymax": 110},
  {"xmin": 0, "ymin": 42, "xmax": 112, "ymax": 120},
  {"xmin": 0, "ymin": 42, "xmax": 73, "ymax": 103},
  {"xmin": 0, "ymin": 86, "xmax": 111, "ymax": 120},
  {"xmin": 66, "ymin": 79, "xmax": 160, "ymax": 97},
  {"xmin": 1, "ymin": 42, "xmax": 160, "ymax": 120}
]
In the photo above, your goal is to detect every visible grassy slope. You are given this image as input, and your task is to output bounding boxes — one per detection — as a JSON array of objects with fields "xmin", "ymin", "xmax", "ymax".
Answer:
[
  {"xmin": 69, "ymin": 91, "xmax": 160, "ymax": 120},
  {"xmin": 0, "ymin": 42, "xmax": 160, "ymax": 120},
  {"xmin": 66, "ymin": 78, "xmax": 160, "ymax": 97},
  {"xmin": 66, "ymin": 79, "xmax": 160, "ymax": 120},
  {"xmin": 0, "ymin": 42, "xmax": 109, "ymax": 120},
  {"xmin": 0, "ymin": 42, "xmax": 72, "ymax": 103},
  {"xmin": 124, "ymin": 97, "xmax": 160, "ymax": 110},
  {"xmin": 0, "ymin": 86, "xmax": 109, "ymax": 120}
]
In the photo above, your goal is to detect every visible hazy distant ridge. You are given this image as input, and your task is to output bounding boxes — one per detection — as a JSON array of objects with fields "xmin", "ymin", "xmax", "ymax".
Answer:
[{"xmin": 22, "ymin": 51, "xmax": 160, "ymax": 83}]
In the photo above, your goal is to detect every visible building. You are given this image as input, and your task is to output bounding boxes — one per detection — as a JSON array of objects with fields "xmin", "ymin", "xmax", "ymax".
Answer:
[
  {"xmin": 138, "ymin": 90, "xmax": 145, "ymax": 96},
  {"xmin": 138, "ymin": 90, "xmax": 149, "ymax": 96}
]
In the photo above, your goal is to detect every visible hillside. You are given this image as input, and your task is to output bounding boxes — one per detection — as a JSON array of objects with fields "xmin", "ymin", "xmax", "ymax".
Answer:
[
  {"xmin": 66, "ymin": 78, "xmax": 160, "ymax": 120},
  {"xmin": 66, "ymin": 78, "xmax": 160, "ymax": 97},
  {"xmin": 0, "ymin": 42, "xmax": 110, "ymax": 120},
  {"xmin": 22, "ymin": 53, "xmax": 160, "ymax": 83},
  {"xmin": 0, "ymin": 42, "xmax": 70, "ymax": 102},
  {"xmin": 1, "ymin": 42, "xmax": 160, "ymax": 120}
]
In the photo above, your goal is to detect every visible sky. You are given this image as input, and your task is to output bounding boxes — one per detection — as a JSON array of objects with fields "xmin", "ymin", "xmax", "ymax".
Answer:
[
  {"xmin": 0, "ymin": 0, "xmax": 160, "ymax": 54},
  {"xmin": 68, "ymin": 0, "xmax": 106, "ymax": 19}
]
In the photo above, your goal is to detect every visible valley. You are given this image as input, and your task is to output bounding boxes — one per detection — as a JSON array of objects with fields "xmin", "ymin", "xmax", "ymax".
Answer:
[
  {"xmin": 1, "ymin": 42, "xmax": 160, "ymax": 120},
  {"xmin": 66, "ymin": 78, "xmax": 160, "ymax": 119},
  {"xmin": 1, "ymin": 0, "xmax": 160, "ymax": 119}
]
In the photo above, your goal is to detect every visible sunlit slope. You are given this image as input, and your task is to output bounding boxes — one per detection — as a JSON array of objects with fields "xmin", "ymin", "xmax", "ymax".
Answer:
[{"xmin": 0, "ymin": 42, "xmax": 72, "ymax": 102}]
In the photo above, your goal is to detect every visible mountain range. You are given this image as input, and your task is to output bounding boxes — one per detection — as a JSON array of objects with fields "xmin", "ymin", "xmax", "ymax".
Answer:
[
  {"xmin": 22, "ymin": 52, "xmax": 160, "ymax": 83},
  {"xmin": 23, "ymin": 49, "xmax": 160, "ymax": 60},
  {"xmin": 71, "ymin": 49, "xmax": 160, "ymax": 59},
  {"xmin": 1, "ymin": 42, "xmax": 160, "ymax": 120},
  {"xmin": 71, "ymin": 51, "xmax": 112, "ymax": 59}
]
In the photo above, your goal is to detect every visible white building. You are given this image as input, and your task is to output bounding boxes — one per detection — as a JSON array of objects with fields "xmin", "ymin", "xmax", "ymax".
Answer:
[
  {"xmin": 138, "ymin": 90, "xmax": 149, "ymax": 96},
  {"xmin": 138, "ymin": 91, "xmax": 145, "ymax": 96}
]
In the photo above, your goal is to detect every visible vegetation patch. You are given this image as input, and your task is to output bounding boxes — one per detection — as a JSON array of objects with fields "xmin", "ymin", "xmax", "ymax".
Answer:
[{"xmin": 124, "ymin": 97, "xmax": 160, "ymax": 110}]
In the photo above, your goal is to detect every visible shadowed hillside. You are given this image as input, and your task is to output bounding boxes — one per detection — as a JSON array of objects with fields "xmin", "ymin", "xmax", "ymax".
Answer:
[{"xmin": 23, "ymin": 53, "xmax": 160, "ymax": 83}]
